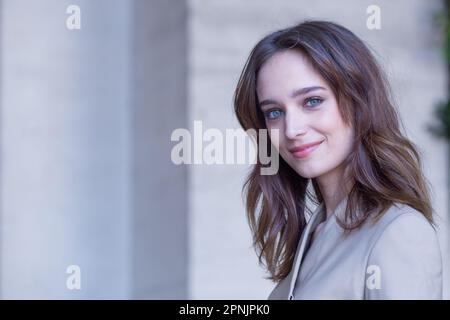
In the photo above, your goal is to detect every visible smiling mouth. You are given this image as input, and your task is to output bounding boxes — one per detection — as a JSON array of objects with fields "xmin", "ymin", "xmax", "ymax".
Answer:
[{"xmin": 289, "ymin": 141, "xmax": 323, "ymax": 159}]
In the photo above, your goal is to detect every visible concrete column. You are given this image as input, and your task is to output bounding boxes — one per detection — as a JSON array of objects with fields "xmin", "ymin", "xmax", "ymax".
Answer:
[
  {"xmin": 0, "ymin": 0, "xmax": 132, "ymax": 298},
  {"xmin": 0, "ymin": 0, "xmax": 188, "ymax": 299},
  {"xmin": 0, "ymin": 0, "xmax": 189, "ymax": 299},
  {"xmin": 131, "ymin": 0, "xmax": 188, "ymax": 299}
]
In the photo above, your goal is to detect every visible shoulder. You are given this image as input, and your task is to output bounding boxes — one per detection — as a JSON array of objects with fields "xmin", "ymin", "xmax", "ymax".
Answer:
[
  {"xmin": 368, "ymin": 203, "xmax": 437, "ymax": 244},
  {"xmin": 364, "ymin": 203, "xmax": 443, "ymax": 299},
  {"xmin": 368, "ymin": 203, "xmax": 439, "ymax": 255}
]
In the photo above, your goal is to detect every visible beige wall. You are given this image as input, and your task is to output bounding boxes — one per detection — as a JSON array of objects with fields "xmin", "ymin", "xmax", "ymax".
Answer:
[{"xmin": 188, "ymin": 0, "xmax": 450, "ymax": 299}]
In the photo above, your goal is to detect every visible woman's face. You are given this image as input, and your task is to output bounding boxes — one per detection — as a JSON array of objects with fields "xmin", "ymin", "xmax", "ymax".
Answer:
[{"xmin": 256, "ymin": 49, "xmax": 354, "ymax": 179}]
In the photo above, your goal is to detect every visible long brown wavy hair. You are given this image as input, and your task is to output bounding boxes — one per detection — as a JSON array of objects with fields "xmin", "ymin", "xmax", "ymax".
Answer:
[{"xmin": 233, "ymin": 20, "xmax": 434, "ymax": 282}]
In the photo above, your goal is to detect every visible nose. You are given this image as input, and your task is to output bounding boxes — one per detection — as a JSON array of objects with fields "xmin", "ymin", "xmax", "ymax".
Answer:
[{"xmin": 284, "ymin": 108, "xmax": 307, "ymax": 140}]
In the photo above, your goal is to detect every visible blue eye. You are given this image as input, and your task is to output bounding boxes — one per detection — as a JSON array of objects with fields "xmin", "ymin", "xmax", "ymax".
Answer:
[
  {"xmin": 305, "ymin": 97, "xmax": 323, "ymax": 108},
  {"xmin": 264, "ymin": 109, "xmax": 282, "ymax": 120}
]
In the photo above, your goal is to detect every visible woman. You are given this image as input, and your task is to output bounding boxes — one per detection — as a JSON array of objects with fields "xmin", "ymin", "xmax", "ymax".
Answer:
[{"xmin": 233, "ymin": 20, "xmax": 443, "ymax": 299}]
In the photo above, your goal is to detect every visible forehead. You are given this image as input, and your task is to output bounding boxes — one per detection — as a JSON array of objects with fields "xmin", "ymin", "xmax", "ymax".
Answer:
[{"xmin": 256, "ymin": 49, "xmax": 328, "ymax": 99}]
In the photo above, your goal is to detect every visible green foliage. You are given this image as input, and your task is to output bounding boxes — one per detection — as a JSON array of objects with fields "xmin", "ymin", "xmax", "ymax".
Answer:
[
  {"xmin": 443, "ymin": 0, "xmax": 450, "ymax": 62},
  {"xmin": 432, "ymin": 0, "xmax": 450, "ymax": 141},
  {"xmin": 430, "ymin": 100, "xmax": 450, "ymax": 138}
]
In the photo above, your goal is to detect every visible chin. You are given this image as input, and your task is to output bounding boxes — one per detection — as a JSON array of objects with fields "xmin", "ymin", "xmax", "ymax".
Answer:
[
  {"xmin": 293, "ymin": 167, "xmax": 322, "ymax": 179},
  {"xmin": 301, "ymin": 173, "xmax": 320, "ymax": 179}
]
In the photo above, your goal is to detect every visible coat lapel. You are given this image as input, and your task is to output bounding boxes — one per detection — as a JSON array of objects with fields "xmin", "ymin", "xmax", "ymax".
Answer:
[
  {"xmin": 287, "ymin": 202, "xmax": 326, "ymax": 299},
  {"xmin": 286, "ymin": 196, "xmax": 350, "ymax": 299}
]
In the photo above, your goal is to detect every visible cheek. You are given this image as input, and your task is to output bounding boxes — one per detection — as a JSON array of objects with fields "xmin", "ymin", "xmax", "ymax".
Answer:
[
  {"xmin": 322, "ymin": 104, "xmax": 349, "ymax": 138},
  {"xmin": 326, "ymin": 124, "xmax": 354, "ymax": 161},
  {"xmin": 266, "ymin": 123, "xmax": 283, "ymax": 150},
  {"xmin": 319, "ymin": 108, "xmax": 354, "ymax": 157}
]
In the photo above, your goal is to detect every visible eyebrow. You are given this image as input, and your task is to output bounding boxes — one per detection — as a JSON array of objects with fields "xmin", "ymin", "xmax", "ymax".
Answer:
[{"xmin": 258, "ymin": 86, "xmax": 326, "ymax": 108}]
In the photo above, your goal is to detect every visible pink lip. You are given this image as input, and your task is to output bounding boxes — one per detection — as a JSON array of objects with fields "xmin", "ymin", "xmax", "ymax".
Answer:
[{"xmin": 289, "ymin": 140, "xmax": 323, "ymax": 159}]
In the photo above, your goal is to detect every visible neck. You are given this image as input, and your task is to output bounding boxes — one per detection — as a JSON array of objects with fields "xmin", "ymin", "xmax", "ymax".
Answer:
[{"xmin": 315, "ymin": 167, "xmax": 353, "ymax": 219}]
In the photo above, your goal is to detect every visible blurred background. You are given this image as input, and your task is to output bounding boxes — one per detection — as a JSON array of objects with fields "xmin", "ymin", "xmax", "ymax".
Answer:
[{"xmin": 0, "ymin": 0, "xmax": 448, "ymax": 299}]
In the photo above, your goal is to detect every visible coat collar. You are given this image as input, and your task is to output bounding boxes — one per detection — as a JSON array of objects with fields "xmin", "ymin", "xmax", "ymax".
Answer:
[{"xmin": 287, "ymin": 195, "xmax": 348, "ymax": 299}]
